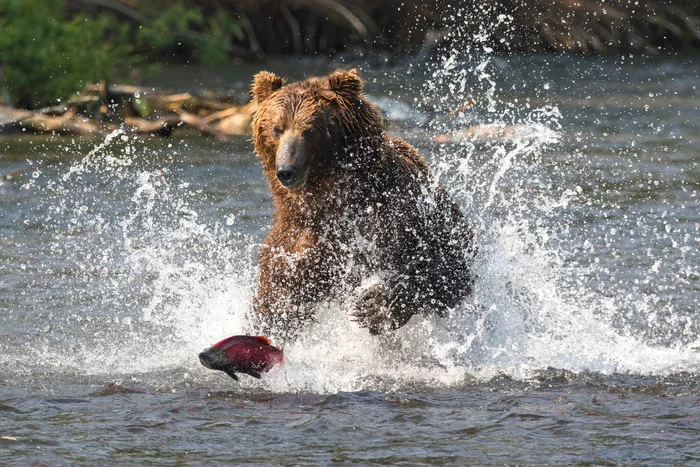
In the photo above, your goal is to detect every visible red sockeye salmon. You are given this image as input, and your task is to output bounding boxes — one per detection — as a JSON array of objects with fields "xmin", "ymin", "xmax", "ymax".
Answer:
[{"xmin": 198, "ymin": 335, "xmax": 283, "ymax": 381}]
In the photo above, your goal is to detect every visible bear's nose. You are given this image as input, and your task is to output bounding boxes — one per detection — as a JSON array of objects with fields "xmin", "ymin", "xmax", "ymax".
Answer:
[{"xmin": 276, "ymin": 166, "xmax": 296, "ymax": 185}]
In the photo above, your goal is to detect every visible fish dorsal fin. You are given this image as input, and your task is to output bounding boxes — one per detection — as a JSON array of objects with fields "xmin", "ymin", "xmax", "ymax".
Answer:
[
  {"xmin": 253, "ymin": 335, "xmax": 271, "ymax": 345},
  {"xmin": 213, "ymin": 335, "xmax": 238, "ymax": 349}
]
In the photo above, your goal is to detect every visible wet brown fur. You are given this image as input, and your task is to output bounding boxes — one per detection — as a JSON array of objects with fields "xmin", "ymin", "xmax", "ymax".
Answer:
[{"xmin": 251, "ymin": 69, "xmax": 475, "ymax": 336}]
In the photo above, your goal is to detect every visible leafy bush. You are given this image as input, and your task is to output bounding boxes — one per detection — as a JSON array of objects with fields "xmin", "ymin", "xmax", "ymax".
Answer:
[
  {"xmin": 135, "ymin": 2, "xmax": 243, "ymax": 66},
  {"xmin": 0, "ymin": 0, "xmax": 238, "ymax": 109},
  {"xmin": 0, "ymin": 0, "xmax": 131, "ymax": 109}
]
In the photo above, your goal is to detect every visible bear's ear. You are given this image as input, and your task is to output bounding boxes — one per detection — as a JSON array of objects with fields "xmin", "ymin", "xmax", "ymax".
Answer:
[
  {"xmin": 328, "ymin": 69, "xmax": 363, "ymax": 97},
  {"xmin": 251, "ymin": 71, "xmax": 284, "ymax": 104}
]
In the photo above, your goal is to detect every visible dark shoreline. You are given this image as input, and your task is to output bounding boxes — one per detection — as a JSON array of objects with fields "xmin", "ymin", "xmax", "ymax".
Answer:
[
  {"xmin": 3, "ymin": 1, "xmax": 700, "ymax": 110},
  {"xmin": 71, "ymin": 0, "xmax": 700, "ymax": 57}
]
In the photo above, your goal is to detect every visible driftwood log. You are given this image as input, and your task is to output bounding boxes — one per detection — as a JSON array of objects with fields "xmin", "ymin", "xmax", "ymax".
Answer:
[
  {"xmin": 0, "ymin": 106, "xmax": 113, "ymax": 136},
  {"xmin": 0, "ymin": 82, "xmax": 257, "ymax": 139}
]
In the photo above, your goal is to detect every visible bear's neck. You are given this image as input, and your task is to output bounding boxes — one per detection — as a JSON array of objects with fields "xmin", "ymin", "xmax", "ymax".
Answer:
[
  {"xmin": 270, "ymin": 169, "xmax": 376, "ymax": 229},
  {"xmin": 270, "ymin": 175, "xmax": 353, "ymax": 229}
]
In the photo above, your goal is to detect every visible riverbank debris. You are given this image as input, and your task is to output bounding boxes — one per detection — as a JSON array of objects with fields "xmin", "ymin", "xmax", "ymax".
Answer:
[{"xmin": 0, "ymin": 81, "xmax": 256, "ymax": 139}]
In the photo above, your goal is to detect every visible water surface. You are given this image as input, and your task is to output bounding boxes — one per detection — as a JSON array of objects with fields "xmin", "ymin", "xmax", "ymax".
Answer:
[{"xmin": 1, "ymin": 54, "xmax": 699, "ymax": 465}]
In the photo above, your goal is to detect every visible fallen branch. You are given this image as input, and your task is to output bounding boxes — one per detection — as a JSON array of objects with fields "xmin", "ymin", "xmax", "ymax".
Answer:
[
  {"xmin": 173, "ymin": 109, "xmax": 230, "ymax": 140},
  {"xmin": 19, "ymin": 110, "xmax": 113, "ymax": 136},
  {"xmin": 82, "ymin": 83, "xmax": 240, "ymax": 114},
  {"xmin": 124, "ymin": 115, "xmax": 181, "ymax": 136},
  {"xmin": 0, "ymin": 95, "xmax": 99, "ymax": 125},
  {"xmin": 1, "ymin": 81, "xmax": 257, "ymax": 138},
  {"xmin": 213, "ymin": 103, "xmax": 257, "ymax": 136},
  {"xmin": 201, "ymin": 106, "xmax": 243, "ymax": 124}
]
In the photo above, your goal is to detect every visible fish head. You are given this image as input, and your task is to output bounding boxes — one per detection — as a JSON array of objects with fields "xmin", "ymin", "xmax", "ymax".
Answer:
[{"xmin": 198, "ymin": 346, "xmax": 229, "ymax": 371}]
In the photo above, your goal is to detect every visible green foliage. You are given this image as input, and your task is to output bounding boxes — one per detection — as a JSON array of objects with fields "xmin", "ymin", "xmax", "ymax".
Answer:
[
  {"xmin": 0, "ymin": 0, "xmax": 131, "ymax": 109},
  {"xmin": 199, "ymin": 10, "xmax": 246, "ymax": 66},
  {"xmin": 136, "ymin": 1, "xmax": 204, "ymax": 50},
  {"xmin": 0, "ymin": 0, "xmax": 242, "ymax": 109},
  {"xmin": 136, "ymin": 2, "xmax": 243, "ymax": 66}
]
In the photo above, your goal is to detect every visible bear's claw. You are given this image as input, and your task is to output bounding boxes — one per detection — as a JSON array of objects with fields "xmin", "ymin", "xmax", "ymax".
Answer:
[{"xmin": 351, "ymin": 284, "xmax": 410, "ymax": 335}]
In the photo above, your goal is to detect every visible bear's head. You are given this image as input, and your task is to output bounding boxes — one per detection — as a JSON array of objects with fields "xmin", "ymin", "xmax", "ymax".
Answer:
[{"xmin": 251, "ymin": 69, "xmax": 383, "ymax": 192}]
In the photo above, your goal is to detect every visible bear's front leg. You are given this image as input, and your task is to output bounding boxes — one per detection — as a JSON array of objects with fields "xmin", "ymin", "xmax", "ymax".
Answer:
[
  {"xmin": 253, "ymin": 256, "xmax": 319, "ymax": 340},
  {"xmin": 253, "ymin": 226, "xmax": 335, "ymax": 339},
  {"xmin": 350, "ymin": 261, "xmax": 471, "ymax": 335}
]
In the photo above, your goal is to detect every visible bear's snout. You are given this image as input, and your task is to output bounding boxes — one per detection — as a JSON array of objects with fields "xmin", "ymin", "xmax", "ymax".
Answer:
[
  {"xmin": 276, "ymin": 134, "xmax": 308, "ymax": 190},
  {"xmin": 276, "ymin": 165, "xmax": 297, "ymax": 185}
]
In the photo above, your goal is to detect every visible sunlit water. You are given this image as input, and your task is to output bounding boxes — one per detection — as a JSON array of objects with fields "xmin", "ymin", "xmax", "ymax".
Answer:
[{"xmin": 1, "ymin": 52, "xmax": 699, "ymax": 464}]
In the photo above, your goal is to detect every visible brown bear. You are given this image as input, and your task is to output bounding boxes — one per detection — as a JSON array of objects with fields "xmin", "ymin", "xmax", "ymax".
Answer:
[{"xmin": 250, "ymin": 69, "xmax": 475, "ymax": 338}]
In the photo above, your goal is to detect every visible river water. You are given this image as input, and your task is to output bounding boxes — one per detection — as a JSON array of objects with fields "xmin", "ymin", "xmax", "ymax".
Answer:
[{"xmin": 1, "ymin": 52, "xmax": 699, "ymax": 465}]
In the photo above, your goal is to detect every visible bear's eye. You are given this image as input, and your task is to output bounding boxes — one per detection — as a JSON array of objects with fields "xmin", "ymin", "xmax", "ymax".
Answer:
[{"xmin": 272, "ymin": 126, "xmax": 283, "ymax": 139}]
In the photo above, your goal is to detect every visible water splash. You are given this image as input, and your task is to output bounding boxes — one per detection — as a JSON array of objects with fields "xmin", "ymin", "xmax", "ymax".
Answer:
[
  {"xmin": 409, "ymin": 10, "xmax": 700, "ymax": 382},
  {"xmin": 14, "ymin": 15, "xmax": 699, "ymax": 392}
]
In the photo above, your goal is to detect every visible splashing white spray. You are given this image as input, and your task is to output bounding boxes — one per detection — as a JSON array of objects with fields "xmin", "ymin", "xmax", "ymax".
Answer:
[{"xmin": 27, "ymin": 9, "xmax": 699, "ymax": 391}]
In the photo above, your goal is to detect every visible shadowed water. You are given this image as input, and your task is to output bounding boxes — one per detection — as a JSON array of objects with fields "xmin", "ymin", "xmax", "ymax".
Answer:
[{"xmin": 1, "ymin": 53, "xmax": 699, "ymax": 465}]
